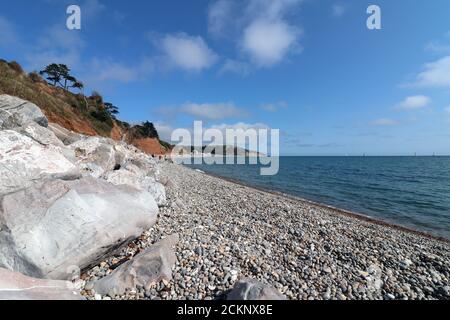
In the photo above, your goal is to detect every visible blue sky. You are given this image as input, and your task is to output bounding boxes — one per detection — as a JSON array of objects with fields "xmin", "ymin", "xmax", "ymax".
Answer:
[{"xmin": 1, "ymin": 0, "xmax": 450, "ymax": 155}]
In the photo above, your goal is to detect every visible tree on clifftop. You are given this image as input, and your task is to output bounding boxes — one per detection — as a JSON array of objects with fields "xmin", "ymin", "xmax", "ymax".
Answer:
[
  {"xmin": 71, "ymin": 80, "xmax": 84, "ymax": 92},
  {"xmin": 104, "ymin": 102, "xmax": 119, "ymax": 118},
  {"xmin": 39, "ymin": 63, "xmax": 81, "ymax": 91},
  {"xmin": 39, "ymin": 64, "xmax": 64, "ymax": 87}
]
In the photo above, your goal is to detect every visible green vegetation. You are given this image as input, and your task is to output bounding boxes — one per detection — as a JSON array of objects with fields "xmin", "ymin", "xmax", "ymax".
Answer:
[
  {"xmin": 39, "ymin": 63, "xmax": 84, "ymax": 91},
  {"xmin": 0, "ymin": 59, "xmax": 172, "ymax": 150},
  {"xmin": 132, "ymin": 121, "xmax": 159, "ymax": 139},
  {"xmin": 0, "ymin": 60, "xmax": 111, "ymax": 136}
]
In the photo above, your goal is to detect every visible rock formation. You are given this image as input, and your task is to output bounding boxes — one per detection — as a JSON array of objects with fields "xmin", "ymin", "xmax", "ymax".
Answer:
[
  {"xmin": 0, "ymin": 95, "xmax": 166, "ymax": 287},
  {"xmin": 93, "ymin": 234, "xmax": 179, "ymax": 296}
]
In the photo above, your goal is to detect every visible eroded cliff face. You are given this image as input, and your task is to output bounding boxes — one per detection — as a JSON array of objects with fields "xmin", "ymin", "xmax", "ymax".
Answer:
[
  {"xmin": 129, "ymin": 137, "xmax": 167, "ymax": 155},
  {"xmin": 0, "ymin": 59, "xmax": 170, "ymax": 155}
]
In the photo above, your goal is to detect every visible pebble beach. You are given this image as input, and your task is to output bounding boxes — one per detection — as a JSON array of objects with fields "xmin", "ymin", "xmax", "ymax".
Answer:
[{"xmin": 81, "ymin": 162, "xmax": 450, "ymax": 300}]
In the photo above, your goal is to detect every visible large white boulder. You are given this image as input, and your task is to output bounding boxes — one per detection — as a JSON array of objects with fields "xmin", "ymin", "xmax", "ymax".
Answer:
[
  {"xmin": 48, "ymin": 123, "xmax": 84, "ymax": 145},
  {"xmin": 0, "ymin": 95, "xmax": 48, "ymax": 127},
  {"xmin": 105, "ymin": 165, "xmax": 167, "ymax": 207},
  {"xmin": 0, "ymin": 130, "xmax": 80, "ymax": 195},
  {"xmin": 1, "ymin": 113, "xmax": 65, "ymax": 147},
  {"xmin": 0, "ymin": 268, "xmax": 84, "ymax": 300},
  {"xmin": 0, "ymin": 177, "xmax": 159, "ymax": 280},
  {"xmin": 70, "ymin": 137, "xmax": 127, "ymax": 178}
]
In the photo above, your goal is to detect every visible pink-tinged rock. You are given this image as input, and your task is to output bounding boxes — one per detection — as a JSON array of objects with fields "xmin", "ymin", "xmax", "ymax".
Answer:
[
  {"xmin": 0, "ymin": 130, "xmax": 80, "ymax": 195},
  {"xmin": 94, "ymin": 234, "xmax": 179, "ymax": 296},
  {"xmin": 0, "ymin": 268, "xmax": 84, "ymax": 300}
]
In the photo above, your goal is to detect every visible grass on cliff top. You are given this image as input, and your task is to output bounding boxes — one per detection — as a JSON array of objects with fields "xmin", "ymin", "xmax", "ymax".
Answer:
[
  {"xmin": 0, "ymin": 60, "xmax": 116, "ymax": 137},
  {"xmin": 0, "ymin": 59, "xmax": 173, "ymax": 150}
]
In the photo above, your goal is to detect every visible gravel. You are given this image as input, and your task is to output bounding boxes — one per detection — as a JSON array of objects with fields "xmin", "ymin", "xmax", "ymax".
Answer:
[{"xmin": 80, "ymin": 163, "xmax": 450, "ymax": 300}]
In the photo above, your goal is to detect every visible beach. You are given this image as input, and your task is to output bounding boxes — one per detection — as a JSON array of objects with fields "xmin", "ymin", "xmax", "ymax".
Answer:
[{"xmin": 82, "ymin": 162, "xmax": 450, "ymax": 300}]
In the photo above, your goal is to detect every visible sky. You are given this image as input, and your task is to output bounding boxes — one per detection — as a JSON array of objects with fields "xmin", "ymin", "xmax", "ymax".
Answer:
[{"xmin": 0, "ymin": 0, "xmax": 450, "ymax": 156}]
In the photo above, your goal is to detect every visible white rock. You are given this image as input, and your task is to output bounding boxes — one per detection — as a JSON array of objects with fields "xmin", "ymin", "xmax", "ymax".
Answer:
[
  {"xmin": 227, "ymin": 278, "xmax": 286, "ymax": 300},
  {"xmin": 0, "ymin": 130, "xmax": 80, "ymax": 195},
  {"xmin": 48, "ymin": 123, "xmax": 83, "ymax": 145},
  {"xmin": 0, "ymin": 268, "xmax": 84, "ymax": 300},
  {"xmin": 105, "ymin": 168, "xmax": 167, "ymax": 207},
  {"xmin": 0, "ymin": 95, "xmax": 48, "ymax": 127},
  {"xmin": 0, "ymin": 177, "xmax": 159, "ymax": 279},
  {"xmin": 93, "ymin": 234, "xmax": 178, "ymax": 296},
  {"xmin": 70, "ymin": 137, "xmax": 118, "ymax": 178},
  {"xmin": 1, "ymin": 115, "xmax": 65, "ymax": 147}
]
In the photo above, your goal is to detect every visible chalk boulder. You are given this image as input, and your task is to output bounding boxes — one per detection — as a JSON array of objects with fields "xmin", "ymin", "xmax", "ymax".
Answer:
[
  {"xmin": 105, "ymin": 165, "xmax": 167, "ymax": 207},
  {"xmin": 0, "ymin": 268, "xmax": 84, "ymax": 300},
  {"xmin": 0, "ymin": 94, "xmax": 48, "ymax": 128},
  {"xmin": 0, "ymin": 177, "xmax": 159, "ymax": 279},
  {"xmin": 0, "ymin": 130, "xmax": 80, "ymax": 195},
  {"xmin": 94, "ymin": 234, "xmax": 178, "ymax": 296}
]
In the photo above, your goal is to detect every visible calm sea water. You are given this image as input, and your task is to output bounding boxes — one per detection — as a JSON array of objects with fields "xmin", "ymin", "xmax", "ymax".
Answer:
[{"xmin": 188, "ymin": 156, "xmax": 450, "ymax": 239}]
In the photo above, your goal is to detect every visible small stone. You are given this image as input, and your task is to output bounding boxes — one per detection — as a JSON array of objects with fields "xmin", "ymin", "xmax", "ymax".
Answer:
[
  {"xmin": 323, "ymin": 288, "xmax": 331, "ymax": 300},
  {"xmin": 84, "ymin": 281, "xmax": 94, "ymax": 291},
  {"xmin": 384, "ymin": 293, "xmax": 395, "ymax": 300}
]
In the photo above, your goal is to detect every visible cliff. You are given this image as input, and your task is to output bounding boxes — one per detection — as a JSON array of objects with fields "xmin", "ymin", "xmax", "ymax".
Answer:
[{"xmin": 0, "ymin": 59, "xmax": 171, "ymax": 155}]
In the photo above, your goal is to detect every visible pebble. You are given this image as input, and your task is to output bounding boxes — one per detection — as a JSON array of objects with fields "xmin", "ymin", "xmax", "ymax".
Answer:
[{"xmin": 79, "ymin": 163, "xmax": 450, "ymax": 301}]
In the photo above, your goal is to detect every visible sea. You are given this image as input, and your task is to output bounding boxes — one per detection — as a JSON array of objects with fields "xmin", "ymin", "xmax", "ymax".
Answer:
[{"xmin": 187, "ymin": 156, "xmax": 450, "ymax": 239}]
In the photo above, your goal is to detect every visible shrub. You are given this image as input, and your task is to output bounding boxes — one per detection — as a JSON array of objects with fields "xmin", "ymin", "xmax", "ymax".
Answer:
[
  {"xmin": 29, "ymin": 71, "xmax": 43, "ymax": 83},
  {"xmin": 159, "ymin": 139, "xmax": 173, "ymax": 150},
  {"xmin": 90, "ymin": 91, "xmax": 103, "ymax": 104},
  {"xmin": 90, "ymin": 109, "xmax": 111, "ymax": 122},
  {"xmin": 8, "ymin": 61, "xmax": 24, "ymax": 74}
]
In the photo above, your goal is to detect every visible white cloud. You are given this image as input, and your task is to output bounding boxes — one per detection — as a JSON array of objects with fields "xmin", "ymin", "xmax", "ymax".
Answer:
[
  {"xmin": 181, "ymin": 102, "xmax": 248, "ymax": 120},
  {"xmin": 25, "ymin": 51, "xmax": 81, "ymax": 73},
  {"xmin": 242, "ymin": 19, "xmax": 301, "ymax": 67},
  {"xmin": 240, "ymin": 0, "xmax": 303, "ymax": 67},
  {"xmin": 80, "ymin": 56, "xmax": 154, "ymax": 91},
  {"xmin": 332, "ymin": 4, "xmax": 346, "ymax": 17},
  {"xmin": 246, "ymin": 0, "xmax": 302, "ymax": 20},
  {"xmin": 86, "ymin": 58, "xmax": 139, "ymax": 83},
  {"xmin": 82, "ymin": 0, "xmax": 107, "ymax": 19},
  {"xmin": 260, "ymin": 101, "xmax": 288, "ymax": 112},
  {"xmin": 25, "ymin": 25, "xmax": 85, "ymax": 70},
  {"xmin": 412, "ymin": 56, "xmax": 450, "ymax": 87},
  {"xmin": 211, "ymin": 122, "xmax": 269, "ymax": 131},
  {"xmin": 425, "ymin": 41, "xmax": 450, "ymax": 54},
  {"xmin": 208, "ymin": 0, "xmax": 235, "ymax": 38},
  {"xmin": 219, "ymin": 59, "xmax": 251, "ymax": 76},
  {"xmin": 154, "ymin": 122, "xmax": 175, "ymax": 142},
  {"xmin": 370, "ymin": 118, "xmax": 399, "ymax": 127},
  {"xmin": 208, "ymin": 0, "xmax": 303, "ymax": 69},
  {"xmin": 444, "ymin": 106, "xmax": 450, "ymax": 113},
  {"xmin": 160, "ymin": 33, "xmax": 218, "ymax": 72},
  {"xmin": 424, "ymin": 31, "xmax": 450, "ymax": 54},
  {"xmin": 37, "ymin": 26, "xmax": 85, "ymax": 52},
  {"xmin": 395, "ymin": 95, "xmax": 431, "ymax": 110}
]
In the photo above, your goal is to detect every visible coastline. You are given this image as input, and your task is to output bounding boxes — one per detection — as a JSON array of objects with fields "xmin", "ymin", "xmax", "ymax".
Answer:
[
  {"xmin": 189, "ymin": 166, "xmax": 449, "ymax": 244},
  {"xmin": 82, "ymin": 162, "xmax": 450, "ymax": 300}
]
